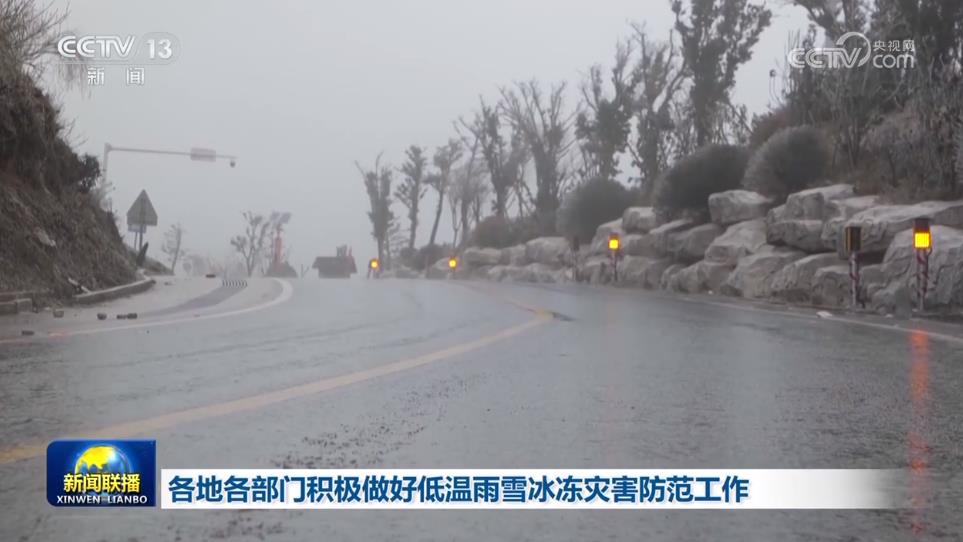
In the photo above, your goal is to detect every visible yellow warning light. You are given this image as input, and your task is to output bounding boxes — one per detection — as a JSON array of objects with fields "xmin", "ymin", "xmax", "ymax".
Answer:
[
  {"xmin": 914, "ymin": 231, "xmax": 931, "ymax": 250},
  {"xmin": 913, "ymin": 217, "xmax": 931, "ymax": 250},
  {"xmin": 608, "ymin": 233, "xmax": 620, "ymax": 252},
  {"xmin": 369, "ymin": 258, "xmax": 379, "ymax": 270},
  {"xmin": 448, "ymin": 256, "xmax": 458, "ymax": 269}
]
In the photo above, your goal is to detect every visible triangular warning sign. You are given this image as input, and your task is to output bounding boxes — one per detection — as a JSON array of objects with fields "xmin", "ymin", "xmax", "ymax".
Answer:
[{"xmin": 126, "ymin": 190, "xmax": 158, "ymax": 226}]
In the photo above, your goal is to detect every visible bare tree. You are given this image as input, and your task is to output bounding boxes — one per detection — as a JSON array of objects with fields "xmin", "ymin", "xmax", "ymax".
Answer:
[
  {"xmin": 395, "ymin": 145, "xmax": 428, "ymax": 250},
  {"xmin": 230, "ymin": 211, "xmax": 272, "ymax": 277},
  {"xmin": 500, "ymin": 80, "xmax": 575, "ymax": 227},
  {"xmin": 576, "ymin": 38, "xmax": 642, "ymax": 183},
  {"xmin": 161, "ymin": 223, "xmax": 185, "ymax": 273},
  {"xmin": 356, "ymin": 154, "xmax": 395, "ymax": 263},
  {"xmin": 458, "ymin": 100, "xmax": 515, "ymax": 218},
  {"xmin": 628, "ymin": 23, "xmax": 688, "ymax": 193},
  {"xmin": 427, "ymin": 139, "xmax": 462, "ymax": 247},
  {"xmin": 671, "ymin": 0, "xmax": 772, "ymax": 147}
]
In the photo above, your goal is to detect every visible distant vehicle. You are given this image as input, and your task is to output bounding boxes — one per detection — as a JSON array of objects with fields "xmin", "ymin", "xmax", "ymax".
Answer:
[{"xmin": 312, "ymin": 245, "xmax": 357, "ymax": 278}]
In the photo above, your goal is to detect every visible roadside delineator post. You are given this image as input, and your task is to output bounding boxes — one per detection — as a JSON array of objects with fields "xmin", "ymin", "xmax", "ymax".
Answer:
[
  {"xmin": 608, "ymin": 233, "xmax": 621, "ymax": 283},
  {"xmin": 913, "ymin": 217, "xmax": 932, "ymax": 312},
  {"xmin": 843, "ymin": 225, "xmax": 862, "ymax": 308},
  {"xmin": 448, "ymin": 256, "xmax": 458, "ymax": 279},
  {"xmin": 367, "ymin": 258, "xmax": 379, "ymax": 279}
]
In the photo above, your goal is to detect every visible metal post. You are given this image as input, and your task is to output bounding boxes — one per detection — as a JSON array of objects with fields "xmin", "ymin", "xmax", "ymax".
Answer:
[
  {"xmin": 849, "ymin": 252, "xmax": 860, "ymax": 308},
  {"xmin": 916, "ymin": 249, "xmax": 929, "ymax": 312}
]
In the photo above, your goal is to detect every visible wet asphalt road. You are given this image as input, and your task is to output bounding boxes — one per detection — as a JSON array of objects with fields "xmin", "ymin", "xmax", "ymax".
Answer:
[{"xmin": 1, "ymin": 278, "xmax": 962, "ymax": 541}]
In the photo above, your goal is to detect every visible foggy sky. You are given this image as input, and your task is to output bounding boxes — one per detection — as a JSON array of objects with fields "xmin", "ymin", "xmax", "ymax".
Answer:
[{"xmin": 50, "ymin": 0, "xmax": 809, "ymax": 274}]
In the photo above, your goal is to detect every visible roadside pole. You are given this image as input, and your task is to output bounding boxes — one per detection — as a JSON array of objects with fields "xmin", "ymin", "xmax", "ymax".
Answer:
[
  {"xmin": 913, "ymin": 218, "xmax": 932, "ymax": 312},
  {"xmin": 843, "ymin": 225, "xmax": 862, "ymax": 308}
]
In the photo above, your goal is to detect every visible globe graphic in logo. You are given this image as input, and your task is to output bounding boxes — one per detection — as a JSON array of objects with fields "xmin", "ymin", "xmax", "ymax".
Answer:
[{"xmin": 74, "ymin": 445, "xmax": 132, "ymax": 498}]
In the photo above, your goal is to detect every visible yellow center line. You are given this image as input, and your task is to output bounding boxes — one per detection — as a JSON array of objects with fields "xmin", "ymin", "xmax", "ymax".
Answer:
[{"xmin": 0, "ymin": 297, "xmax": 553, "ymax": 465}]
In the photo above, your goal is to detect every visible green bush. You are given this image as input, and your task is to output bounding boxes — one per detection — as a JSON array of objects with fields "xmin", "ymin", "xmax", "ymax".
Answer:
[
  {"xmin": 403, "ymin": 243, "xmax": 450, "ymax": 270},
  {"xmin": 469, "ymin": 215, "xmax": 543, "ymax": 249},
  {"xmin": 743, "ymin": 126, "xmax": 829, "ymax": 201},
  {"xmin": 557, "ymin": 179, "xmax": 636, "ymax": 242},
  {"xmin": 748, "ymin": 107, "xmax": 793, "ymax": 149},
  {"xmin": 655, "ymin": 144, "xmax": 749, "ymax": 219}
]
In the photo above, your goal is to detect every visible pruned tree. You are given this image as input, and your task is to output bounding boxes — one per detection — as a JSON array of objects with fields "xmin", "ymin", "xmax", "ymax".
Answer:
[
  {"xmin": 458, "ymin": 100, "xmax": 515, "ymax": 218},
  {"xmin": 427, "ymin": 139, "xmax": 463, "ymax": 247},
  {"xmin": 230, "ymin": 211, "xmax": 272, "ymax": 277},
  {"xmin": 448, "ymin": 131, "xmax": 486, "ymax": 247},
  {"xmin": 356, "ymin": 154, "xmax": 395, "ymax": 263},
  {"xmin": 395, "ymin": 145, "xmax": 428, "ymax": 250},
  {"xmin": 161, "ymin": 222, "xmax": 185, "ymax": 273},
  {"xmin": 628, "ymin": 23, "xmax": 688, "ymax": 196},
  {"xmin": 500, "ymin": 80, "xmax": 575, "ymax": 228},
  {"xmin": 576, "ymin": 38, "xmax": 642, "ymax": 184},
  {"xmin": 671, "ymin": 0, "xmax": 772, "ymax": 147},
  {"xmin": 793, "ymin": 0, "xmax": 869, "ymax": 41}
]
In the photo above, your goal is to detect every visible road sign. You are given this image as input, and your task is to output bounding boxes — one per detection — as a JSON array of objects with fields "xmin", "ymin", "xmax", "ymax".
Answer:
[
  {"xmin": 190, "ymin": 147, "xmax": 217, "ymax": 162},
  {"xmin": 127, "ymin": 224, "xmax": 146, "ymax": 234},
  {"xmin": 126, "ymin": 190, "xmax": 158, "ymax": 227}
]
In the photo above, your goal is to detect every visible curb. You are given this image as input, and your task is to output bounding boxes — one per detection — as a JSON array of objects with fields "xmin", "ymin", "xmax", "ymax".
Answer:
[
  {"xmin": 71, "ymin": 277, "xmax": 156, "ymax": 305},
  {"xmin": 0, "ymin": 298, "xmax": 32, "ymax": 315}
]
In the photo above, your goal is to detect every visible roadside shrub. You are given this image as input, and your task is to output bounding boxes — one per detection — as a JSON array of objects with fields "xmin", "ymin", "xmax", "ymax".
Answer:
[
  {"xmin": 404, "ymin": 243, "xmax": 450, "ymax": 271},
  {"xmin": 655, "ymin": 144, "xmax": 749, "ymax": 219},
  {"xmin": 470, "ymin": 215, "xmax": 542, "ymax": 249},
  {"xmin": 748, "ymin": 107, "xmax": 793, "ymax": 149},
  {"xmin": 471, "ymin": 216, "xmax": 516, "ymax": 248},
  {"xmin": 556, "ymin": 178, "xmax": 635, "ymax": 242},
  {"xmin": 743, "ymin": 125, "xmax": 829, "ymax": 202}
]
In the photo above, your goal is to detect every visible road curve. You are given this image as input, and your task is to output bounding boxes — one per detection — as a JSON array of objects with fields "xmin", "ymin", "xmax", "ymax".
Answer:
[{"xmin": 1, "ymin": 278, "xmax": 961, "ymax": 541}]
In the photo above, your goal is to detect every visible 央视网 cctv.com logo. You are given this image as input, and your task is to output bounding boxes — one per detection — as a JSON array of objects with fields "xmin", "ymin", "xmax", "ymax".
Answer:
[
  {"xmin": 55, "ymin": 33, "xmax": 179, "ymax": 64},
  {"xmin": 788, "ymin": 32, "xmax": 916, "ymax": 70}
]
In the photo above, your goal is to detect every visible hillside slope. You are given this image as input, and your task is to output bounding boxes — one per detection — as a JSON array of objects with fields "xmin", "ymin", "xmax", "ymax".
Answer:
[{"xmin": 0, "ymin": 172, "xmax": 137, "ymax": 297}]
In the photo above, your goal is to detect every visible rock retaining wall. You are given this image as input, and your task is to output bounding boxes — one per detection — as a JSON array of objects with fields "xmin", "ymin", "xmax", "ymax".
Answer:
[{"xmin": 437, "ymin": 185, "xmax": 963, "ymax": 315}]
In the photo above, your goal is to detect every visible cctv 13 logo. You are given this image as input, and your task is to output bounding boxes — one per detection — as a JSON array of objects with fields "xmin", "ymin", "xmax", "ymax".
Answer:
[{"xmin": 47, "ymin": 440, "xmax": 156, "ymax": 507}]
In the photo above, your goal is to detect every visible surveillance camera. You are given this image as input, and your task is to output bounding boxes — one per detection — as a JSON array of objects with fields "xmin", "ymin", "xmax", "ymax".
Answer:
[{"xmin": 229, "ymin": 159, "xmax": 236, "ymax": 168}]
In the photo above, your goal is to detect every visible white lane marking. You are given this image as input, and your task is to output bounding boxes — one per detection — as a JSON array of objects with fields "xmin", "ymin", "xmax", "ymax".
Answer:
[{"xmin": 0, "ymin": 279, "xmax": 294, "ymax": 344}]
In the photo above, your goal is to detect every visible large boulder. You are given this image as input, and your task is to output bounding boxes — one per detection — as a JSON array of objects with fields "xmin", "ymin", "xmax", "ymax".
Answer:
[
  {"xmin": 643, "ymin": 259, "xmax": 674, "ymax": 290},
  {"xmin": 672, "ymin": 223, "xmax": 724, "ymax": 263},
  {"xmin": 521, "ymin": 263, "xmax": 565, "ymax": 283},
  {"xmin": 842, "ymin": 200, "xmax": 963, "ymax": 255},
  {"xmin": 622, "ymin": 233, "xmax": 658, "ymax": 257},
  {"xmin": 821, "ymin": 195, "xmax": 881, "ymax": 253},
  {"xmin": 590, "ymin": 219, "xmax": 624, "ymax": 253},
  {"xmin": 721, "ymin": 246, "xmax": 805, "ymax": 299},
  {"xmin": 426, "ymin": 257, "xmax": 453, "ymax": 279},
  {"xmin": 860, "ymin": 264, "xmax": 888, "ymax": 302},
  {"xmin": 659, "ymin": 263, "xmax": 687, "ymax": 291},
  {"xmin": 649, "ymin": 219, "xmax": 694, "ymax": 257},
  {"xmin": 583, "ymin": 255, "xmax": 615, "ymax": 284},
  {"xmin": 766, "ymin": 184, "xmax": 858, "ymax": 253},
  {"xmin": 705, "ymin": 219, "xmax": 767, "ymax": 266},
  {"xmin": 622, "ymin": 207, "xmax": 659, "ymax": 233},
  {"xmin": 617, "ymin": 256, "xmax": 654, "ymax": 286},
  {"xmin": 708, "ymin": 190, "xmax": 773, "ymax": 226},
  {"xmin": 525, "ymin": 237, "xmax": 571, "ymax": 267},
  {"xmin": 462, "ymin": 247, "xmax": 502, "ymax": 267},
  {"xmin": 783, "ymin": 184, "xmax": 855, "ymax": 220},
  {"xmin": 768, "ymin": 253, "xmax": 843, "ymax": 302},
  {"xmin": 767, "ymin": 219, "xmax": 827, "ymax": 253},
  {"xmin": 811, "ymin": 265, "xmax": 851, "ymax": 308},
  {"xmin": 670, "ymin": 260, "xmax": 732, "ymax": 293},
  {"xmin": 500, "ymin": 245, "xmax": 528, "ymax": 266},
  {"xmin": 870, "ymin": 281, "xmax": 914, "ymax": 317},
  {"xmin": 879, "ymin": 225, "xmax": 963, "ymax": 309}
]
